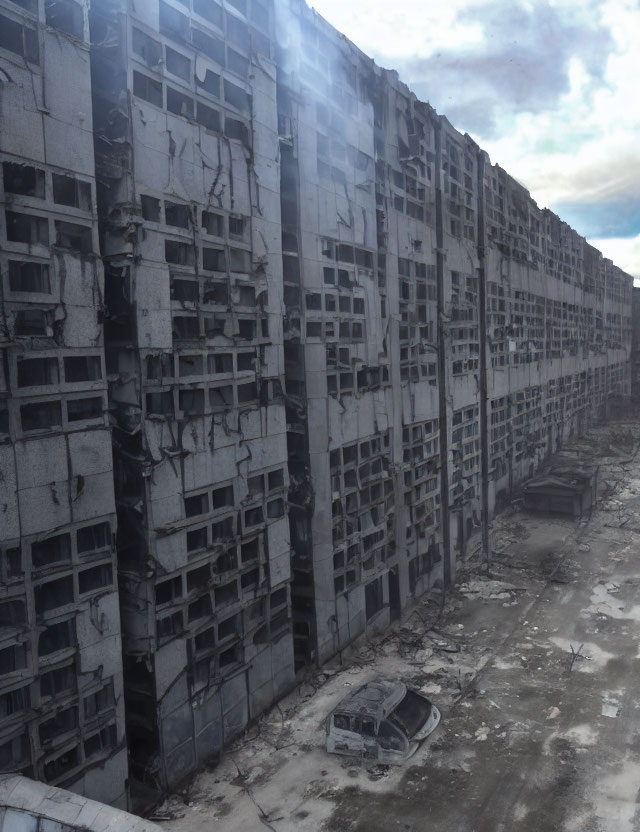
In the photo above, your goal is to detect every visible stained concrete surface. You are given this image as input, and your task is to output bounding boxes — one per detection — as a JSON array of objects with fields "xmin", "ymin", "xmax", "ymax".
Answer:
[{"xmin": 157, "ymin": 422, "xmax": 640, "ymax": 832}]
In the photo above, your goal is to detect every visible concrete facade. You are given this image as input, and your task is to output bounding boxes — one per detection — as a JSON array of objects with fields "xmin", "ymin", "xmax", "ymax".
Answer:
[
  {"xmin": 0, "ymin": 0, "xmax": 633, "ymax": 806},
  {"xmin": 0, "ymin": 0, "xmax": 127, "ymax": 809},
  {"xmin": 89, "ymin": 0, "xmax": 294, "ymax": 796},
  {"xmin": 275, "ymin": 0, "xmax": 632, "ymax": 670}
]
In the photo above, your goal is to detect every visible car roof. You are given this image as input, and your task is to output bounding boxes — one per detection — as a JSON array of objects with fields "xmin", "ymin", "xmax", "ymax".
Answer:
[{"xmin": 332, "ymin": 680, "xmax": 407, "ymax": 720}]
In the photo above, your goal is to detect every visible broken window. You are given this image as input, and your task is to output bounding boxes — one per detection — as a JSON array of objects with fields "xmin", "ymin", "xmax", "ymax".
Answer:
[
  {"xmin": 84, "ymin": 683, "xmax": 115, "ymax": 719},
  {"xmin": 77, "ymin": 522, "xmax": 111, "ymax": 554},
  {"xmin": 0, "ymin": 686, "xmax": 29, "ymax": 719},
  {"xmin": 228, "ymin": 215, "xmax": 245, "ymax": 237},
  {"xmin": 52, "ymin": 174, "xmax": 91, "ymax": 210},
  {"xmin": 159, "ymin": 0, "xmax": 189, "ymax": 40},
  {"xmin": 21, "ymin": 400, "xmax": 62, "ymax": 432},
  {"xmin": 203, "ymin": 281, "xmax": 228, "ymax": 305},
  {"xmin": 224, "ymin": 79, "xmax": 250, "ymax": 113},
  {"xmin": 178, "ymin": 355, "xmax": 203, "ymax": 376},
  {"xmin": 224, "ymin": 117, "xmax": 249, "ymax": 144},
  {"xmin": 193, "ymin": 0, "xmax": 223, "ymax": 27},
  {"xmin": 167, "ymin": 86, "xmax": 194, "ymax": 119},
  {"xmin": 203, "ymin": 247, "xmax": 226, "ymax": 271},
  {"xmin": 238, "ymin": 319, "xmax": 255, "ymax": 340},
  {"xmin": 211, "ymin": 515, "xmax": 234, "ymax": 540},
  {"xmin": 155, "ymin": 576, "xmax": 182, "ymax": 605},
  {"xmin": 172, "ymin": 316, "xmax": 200, "ymax": 340},
  {"xmin": 38, "ymin": 619, "xmax": 75, "ymax": 656},
  {"xmin": 212, "ymin": 484, "xmax": 233, "ymax": 509},
  {"xmin": 64, "ymin": 355, "xmax": 102, "ymax": 382},
  {"xmin": 43, "ymin": 747, "xmax": 79, "ymax": 782},
  {"xmin": 39, "ymin": 706, "xmax": 78, "ymax": 743},
  {"xmin": 132, "ymin": 27, "xmax": 162, "ymax": 67},
  {"xmin": 165, "ymin": 240, "xmax": 194, "ymax": 265},
  {"xmin": 165, "ymin": 201, "xmax": 191, "ymax": 228},
  {"xmin": 188, "ymin": 594, "xmax": 212, "ymax": 622},
  {"xmin": 185, "ymin": 493, "xmax": 209, "ymax": 518},
  {"xmin": 67, "ymin": 396, "xmax": 103, "ymax": 421},
  {"xmin": 227, "ymin": 48, "xmax": 249, "ymax": 78},
  {"xmin": 237, "ymin": 381, "xmax": 257, "ymax": 403},
  {"xmin": 0, "ymin": 14, "xmax": 39, "ymax": 62},
  {"xmin": 218, "ymin": 613, "xmax": 239, "ymax": 641},
  {"xmin": 78, "ymin": 563, "xmax": 113, "ymax": 594},
  {"xmin": 141, "ymin": 195, "xmax": 161, "ymax": 221},
  {"xmin": 187, "ymin": 565, "xmax": 210, "ymax": 593},
  {"xmin": 32, "ymin": 533, "xmax": 71, "ymax": 568},
  {"xmin": 206, "ymin": 353, "xmax": 231, "ymax": 375},
  {"xmin": 17, "ymin": 357, "xmax": 59, "ymax": 387},
  {"xmin": 209, "ymin": 384, "xmax": 233, "ymax": 409},
  {"xmin": 55, "ymin": 220, "xmax": 93, "ymax": 253},
  {"xmin": 237, "ymin": 352, "xmax": 254, "ymax": 371},
  {"xmin": 179, "ymin": 388, "xmax": 205, "ymax": 414},
  {"xmin": 146, "ymin": 353, "xmax": 172, "ymax": 380},
  {"xmin": 194, "ymin": 626, "xmax": 215, "ymax": 653},
  {"xmin": 84, "ymin": 724, "xmax": 117, "ymax": 759},
  {"xmin": 215, "ymin": 580, "xmax": 238, "ymax": 605},
  {"xmin": 187, "ymin": 526, "xmax": 208, "ymax": 552},
  {"xmin": 3, "ymin": 163, "xmax": 45, "ymax": 198},
  {"xmin": 5, "ymin": 211, "xmax": 48, "ymax": 245},
  {"xmin": 165, "ymin": 45, "xmax": 190, "ymax": 79},
  {"xmin": 8, "ymin": 261, "xmax": 50, "ymax": 294},
  {"xmin": 191, "ymin": 27, "xmax": 224, "ymax": 63},
  {"xmin": 35, "ymin": 575, "xmax": 74, "ymax": 614},
  {"xmin": 171, "ymin": 277, "xmax": 199, "ymax": 302},
  {"xmin": 157, "ymin": 612, "xmax": 183, "ymax": 644},
  {"xmin": 196, "ymin": 101, "xmax": 222, "ymax": 131},
  {"xmin": 0, "ymin": 732, "xmax": 30, "ymax": 771},
  {"xmin": 0, "ymin": 600, "xmax": 25, "ymax": 629},
  {"xmin": 0, "ymin": 643, "xmax": 27, "ymax": 675},
  {"xmin": 146, "ymin": 391, "xmax": 174, "ymax": 416},
  {"xmin": 244, "ymin": 506, "xmax": 263, "ymax": 527},
  {"xmin": 226, "ymin": 13, "xmax": 249, "ymax": 50},
  {"xmin": 241, "ymin": 538, "xmax": 258, "ymax": 563},
  {"xmin": 133, "ymin": 70, "xmax": 163, "ymax": 107},
  {"xmin": 45, "ymin": 0, "xmax": 84, "ymax": 39},
  {"xmin": 202, "ymin": 211, "xmax": 223, "ymax": 236}
]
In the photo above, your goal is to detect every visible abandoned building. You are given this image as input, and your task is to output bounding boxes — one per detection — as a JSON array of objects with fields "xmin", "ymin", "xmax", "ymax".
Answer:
[
  {"xmin": 0, "ymin": 0, "xmax": 634, "ymax": 809},
  {"xmin": 0, "ymin": 0, "xmax": 127, "ymax": 809}
]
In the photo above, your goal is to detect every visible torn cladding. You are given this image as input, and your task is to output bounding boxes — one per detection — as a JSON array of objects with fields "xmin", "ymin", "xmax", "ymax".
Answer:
[{"xmin": 0, "ymin": 0, "xmax": 634, "ymax": 809}]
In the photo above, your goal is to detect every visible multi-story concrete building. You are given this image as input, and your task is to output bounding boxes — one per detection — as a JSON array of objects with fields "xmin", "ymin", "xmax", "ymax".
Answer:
[
  {"xmin": 275, "ymin": 0, "xmax": 632, "ymax": 671},
  {"xmin": 0, "ymin": 0, "xmax": 633, "ymax": 805},
  {"xmin": 0, "ymin": 0, "xmax": 127, "ymax": 808},
  {"xmin": 89, "ymin": 0, "xmax": 294, "ymax": 795}
]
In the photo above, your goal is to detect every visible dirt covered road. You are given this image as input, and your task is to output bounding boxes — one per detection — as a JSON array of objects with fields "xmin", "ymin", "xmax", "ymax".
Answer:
[{"xmin": 158, "ymin": 423, "xmax": 640, "ymax": 832}]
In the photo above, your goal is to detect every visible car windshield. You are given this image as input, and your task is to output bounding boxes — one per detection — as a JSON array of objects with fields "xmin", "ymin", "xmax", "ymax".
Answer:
[{"xmin": 389, "ymin": 689, "xmax": 431, "ymax": 738}]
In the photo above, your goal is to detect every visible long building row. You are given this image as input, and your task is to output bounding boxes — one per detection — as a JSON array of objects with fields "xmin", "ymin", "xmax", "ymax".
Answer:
[{"xmin": 0, "ymin": 0, "xmax": 633, "ymax": 809}]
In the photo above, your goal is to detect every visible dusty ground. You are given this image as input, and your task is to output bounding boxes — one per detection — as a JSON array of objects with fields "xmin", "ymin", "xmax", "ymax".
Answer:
[{"xmin": 155, "ymin": 421, "xmax": 640, "ymax": 832}]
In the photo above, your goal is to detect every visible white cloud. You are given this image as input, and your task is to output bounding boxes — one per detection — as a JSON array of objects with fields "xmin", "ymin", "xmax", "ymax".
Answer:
[{"xmin": 589, "ymin": 235, "xmax": 640, "ymax": 280}]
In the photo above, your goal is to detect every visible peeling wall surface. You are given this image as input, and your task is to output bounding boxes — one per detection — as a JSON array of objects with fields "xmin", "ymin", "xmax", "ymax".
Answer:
[
  {"xmin": 0, "ymin": 0, "xmax": 633, "ymax": 808},
  {"xmin": 0, "ymin": 0, "xmax": 127, "ymax": 810}
]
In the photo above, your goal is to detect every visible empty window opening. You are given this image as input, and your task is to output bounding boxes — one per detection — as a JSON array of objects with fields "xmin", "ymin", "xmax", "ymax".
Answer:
[
  {"xmin": 84, "ymin": 724, "xmax": 117, "ymax": 759},
  {"xmin": 55, "ymin": 220, "xmax": 92, "ymax": 253},
  {"xmin": 21, "ymin": 400, "xmax": 62, "ymax": 432},
  {"xmin": 35, "ymin": 575, "xmax": 74, "ymax": 614},
  {"xmin": 52, "ymin": 174, "xmax": 91, "ymax": 210},
  {"xmin": 196, "ymin": 101, "xmax": 221, "ymax": 131},
  {"xmin": 208, "ymin": 353, "xmax": 233, "ymax": 373},
  {"xmin": 0, "ymin": 14, "xmax": 39, "ymax": 61},
  {"xmin": 84, "ymin": 682, "xmax": 115, "ymax": 719},
  {"xmin": 77, "ymin": 522, "xmax": 111, "ymax": 554},
  {"xmin": 45, "ymin": 0, "xmax": 84, "ymax": 39},
  {"xmin": 212, "ymin": 484, "xmax": 233, "ymax": 509},
  {"xmin": 0, "ymin": 600, "xmax": 26, "ymax": 628},
  {"xmin": 64, "ymin": 355, "xmax": 102, "ymax": 382},
  {"xmin": 197, "ymin": 68, "xmax": 221, "ymax": 97},
  {"xmin": 166, "ymin": 46, "xmax": 190, "ymax": 79},
  {"xmin": 0, "ymin": 686, "xmax": 30, "ymax": 720},
  {"xmin": 17, "ymin": 357, "xmax": 59, "ymax": 387},
  {"xmin": 43, "ymin": 746, "xmax": 79, "ymax": 782},
  {"xmin": 146, "ymin": 391, "xmax": 175, "ymax": 416},
  {"xmin": 141, "ymin": 194, "xmax": 161, "ymax": 221},
  {"xmin": 165, "ymin": 240, "xmax": 194, "ymax": 265},
  {"xmin": 167, "ymin": 87, "xmax": 194, "ymax": 118},
  {"xmin": 8, "ymin": 261, "xmax": 50, "ymax": 293},
  {"xmin": 67, "ymin": 396, "xmax": 103, "ymax": 421},
  {"xmin": 133, "ymin": 70, "xmax": 163, "ymax": 107},
  {"xmin": 155, "ymin": 576, "xmax": 182, "ymax": 605},
  {"xmin": 165, "ymin": 201, "xmax": 191, "ymax": 228},
  {"xmin": 132, "ymin": 27, "xmax": 162, "ymax": 67},
  {"xmin": 78, "ymin": 563, "xmax": 113, "ymax": 594},
  {"xmin": 38, "ymin": 619, "xmax": 75, "ymax": 656},
  {"xmin": 6, "ymin": 211, "xmax": 48, "ymax": 245},
  {"xmin": 3, "ymin": 162, "xmax": 45, "ymax": 198},
  {"xmin": 32, "ymin": 533, "xmax": 71, "ymax": 568},
  {"xmin": 39, "ymin": 706, "xmax": 78, "ymax": 744}
]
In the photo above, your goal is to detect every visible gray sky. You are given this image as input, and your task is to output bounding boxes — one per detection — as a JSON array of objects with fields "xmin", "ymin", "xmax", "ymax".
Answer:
[{"xmin": 310, "ymin": 0, "xmax": 640, "ymax": 277}]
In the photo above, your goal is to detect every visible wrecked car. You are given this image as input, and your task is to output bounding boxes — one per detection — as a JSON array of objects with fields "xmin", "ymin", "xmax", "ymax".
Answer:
[{"xmin": 325, "ymin": 680, "xmax": 440, "ymax": 762}]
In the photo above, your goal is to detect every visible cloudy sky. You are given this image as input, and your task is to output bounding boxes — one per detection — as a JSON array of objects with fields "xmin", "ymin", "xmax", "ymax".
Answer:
[{"xmin": 310, "ymin": 0, "xmax": 640, "ymax": 279}]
